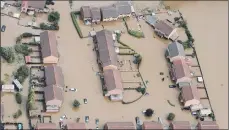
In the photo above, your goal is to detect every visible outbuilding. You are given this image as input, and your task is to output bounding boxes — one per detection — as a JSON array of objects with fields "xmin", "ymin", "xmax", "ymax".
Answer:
[
  {"xmin": 1, "ymin": 84, "xmax": 15, "ymax": 92},
  {"xmin": 13, "ymin": 79, "xmax": 23, "ymax": 91}
]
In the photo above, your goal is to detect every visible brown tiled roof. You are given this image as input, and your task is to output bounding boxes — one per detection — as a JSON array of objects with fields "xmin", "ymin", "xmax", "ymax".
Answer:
[
  {"xmin": 170, "ymin": 121, "xmax": 191, "ymax": 129},
  {"xmin": 45, "ymin": 65, "xmax": 65, "ymax": 88},
  {"xmin": 44, "ymin": 85, "xmax": 64, "ymax": 102},
  {"xmin": 40, "ymin": 31, "xmax": 59, "ymax": 58},
  {"xmin": 197, "ymin": 121, "xmax": 219, "ymax": 129},
  {"xmin": 36, "ymin": 123, "xmax": 57, "ymax": 129},
  {"xmin": 142, "ymin": 121, "xmax": 163, "ymax": 129},
  {"xmin": 172, "ymin": 58, "xmax": 191, "ymax": 79},
  {"xmin": 66, "ymin": 122, "xmax": 86, "ymax": 129},
  {"xmin": 181, "ymin": 85, "xmax": 200, "ymax": 102},
  {"xmin": 91, "ymin": 7, "xmax": 101, "ymax": 21},
  {"xmin": 103, "ymin": 69, "xmax": 123, "ymax": 91},
  {"xmin": 154, "ymin": 20, "xmax": 174, "ymax": 36},
  {"xmin": 101, "ymin": 6, "xmax": 118, "ymax": 19},
  {"xmin": 104, "ymin": 122, "xmax": 135, "ymax": 129},
  {"xmin": 96, "ymin": 30, "xmax": 118, "ymax": 67},
  {"xmin": 27, "ymin": 0, "xmax": 46, "ymax": 9},
  {"xmin": 80, "ymin": 6, "xmax": 91, "ymax": 18}
]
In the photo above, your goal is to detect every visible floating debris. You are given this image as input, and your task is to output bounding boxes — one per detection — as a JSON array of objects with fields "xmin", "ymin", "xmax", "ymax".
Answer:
[
  {"xmin": 160, "ymin": 72, "xmax": 164, "ymax": 75},
  {"xmin": 167, "ymin": 100, "xmax": 175, "ymax": 107}
]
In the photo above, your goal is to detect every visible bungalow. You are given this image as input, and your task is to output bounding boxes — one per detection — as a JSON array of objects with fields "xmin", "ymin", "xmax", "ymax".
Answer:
[
  {"xmin": 80, "ymin": 6, "xmax": 92, "ymax": 25},
  {"xmin": 44, "ymin": 85, "xmax": 64, "ymax": 112},
  {"xmin": 170, "ymin": 58, "xmax": 192, "ymax": 84},
  {"xmin": 65, "ymin": 122, "xmax": 87, "ymax": 130},
  {"xmin": 196, "ymin": 121, "xmax": 219, "ymax": 130},
  {"xmin": 1, "ymin": 84, "xmax": 15, "ymax": 92},
  {"xmin": 115, "ymin": 2, "xmax": 132, "ymax": 18},
  {"xmin": 154, "ymin": 20, "xmax": 178, "ymax": 40},
  {"xmin": 40, "ymin": 31, "xmax": 59, "ymax": 64},
  {"xmin": 169, "ymin": 121, "xmax": 191, "ymax": 130},
  {"xmin": 101, "ymin": 6, "xmax": 119, "ymax": 22},
  {"xmin": 90, "ymin": 7, "xmax": 101, "ymax": 24},
  {"xmin": 36, "ymin": 123, "xmax": 57, "ymax": 130},
  {"xmin": 44, "ymin": 65, "xmax": 65, "ymax": 89},
  {"xmin": 165, "ymin": 42, "xmax": 185, "ymax": 62},
  {"xmin": 142, "ymin": 121, "xmax": 163, "ymax": 130},
  {"xmin": 179, "ymin": 85, "xmax": 200, "ymax": 108},
  {"xmin": 104, "ymin": 122, "xmax": 135, "ymax": 129},
  {"xmin": 95, "ymin": 30, "xmax": 118, "ymax": 70},
  {"xmin": 103, "ymin": 69, "xmax": 123, "ymax": 101},
  {"xmin": 21, "ymin": 0, "xmax": 46, "ymax": 13}
]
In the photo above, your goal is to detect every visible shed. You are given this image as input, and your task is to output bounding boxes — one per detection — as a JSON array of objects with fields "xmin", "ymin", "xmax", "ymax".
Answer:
[
  {"xmin": 36, "ymin": 123, "xmax": 57, "ymax": 129},
  {"xmin": 166, "ymin": 41, "xmax": 185, "ymax": 62},
  {"xmin": 196, "ymin": 121, "xmax": 219, "ymax": 130},
  {"xmin": 34, "ymin": 36, "xmax": 40, "ymax": 43},
  {"xmin": 179, "ymin": 85, "xmax": 200, "ymax": 107},
  {"xmin": 1, "ymin": 85, "xmax": 15, "ymax": 92},
  {"xmin": 25, "ymin": 56, "xmax": 31, "ymax": 64},
  {"xmin": 142, "ymin": 121, "xmax": 163, "ymax": 129},
  {"xmin": 145, "ymin": 15, "xmax": 158, "ymax": 26},
  {"xmin": 104, "ymin": 122, "xmax": 135, "ymax": 129},
  {"xmin": 13, "ymin": 79, "xmax": 23, "ymax": 91},
  {"xmin": 170, "ymin": 121, "xmax": 191, "ymax": 129}
]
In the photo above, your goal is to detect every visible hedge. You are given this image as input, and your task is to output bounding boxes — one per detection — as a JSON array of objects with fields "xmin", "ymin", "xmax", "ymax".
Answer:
[
  {"xmin": 70, "ymin": 12, "xmax": 83, "ymax": 38},
  {"xmin": 128, "ymin": 30, "xmax": 145, "ymax": 38}
]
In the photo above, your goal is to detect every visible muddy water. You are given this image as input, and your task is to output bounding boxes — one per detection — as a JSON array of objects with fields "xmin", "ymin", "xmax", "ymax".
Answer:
[{"xmin": 164, "ymin": 1, "xmax": 228, "ymax": 129}]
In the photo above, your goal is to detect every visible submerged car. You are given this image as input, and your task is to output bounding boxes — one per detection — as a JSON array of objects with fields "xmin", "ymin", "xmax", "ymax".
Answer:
[{"xmin": 1, "ymin": 25, "xmax": 6, "ymax": 32}]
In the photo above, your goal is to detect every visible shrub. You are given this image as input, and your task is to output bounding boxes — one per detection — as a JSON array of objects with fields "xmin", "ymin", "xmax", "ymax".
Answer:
[
  {"xmin": 14, "ymin": 44, "xmax": 32, "ymax": 56},
  {"xmin": 15, "ymin": 93, "xmax": 22, "ymax": 104},
  {"xmin": 14, "ymin": 65, "xmax": 29, "ymax": 84},
  {"xmin": 40, "ymin": 22, "xmax": 59, "ymax": 30},
  {"xmin": 145, "ymin": 109, "xmax": 154, "ymax": 117},
  {"xmin": 48, "ymin": 11, "xmax": 60, "ymax": 22},
  {"xmin": 133, "ymin": 54, "xmax": 142, "ymax": 65},
  {"xmin": 13, "ymin": 109, "xmax": 22, "ymax": 119},
  {"xmin": 128, "ymin": 30, "xmax": 144, "ymax": 38},
  {"xmin": 167, "ymin": 113, "xmax": 175, "ymax": 121},
  {"xmin": 136, "ymin": 87, "xmax": 145, "ymax": 94},
  {"xmin": 0, "ymin": 47, "xmax": 15, "ymax": 63},
  {"xmin": 27, "ymin": 89, "xmax": 35, "ymax": 110},
  {"xmin": 71, "ymin": 12, "xmax": 83, "ymax": 38},
  {"xmin": 21, "ymin": 33, "xmax": 33, "ymax": 38},
  {"xmin": 73, "ymin": 99, "xmax": 80, "ymax": 108}
]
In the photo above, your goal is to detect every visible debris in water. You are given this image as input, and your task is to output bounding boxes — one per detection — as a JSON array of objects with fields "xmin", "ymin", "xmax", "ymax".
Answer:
[
  {"xmin": 167, "ymin": 100, "xmax": 175, "ymax": 107},
  {"xmin": 160, "ymin": 72, "xmax": 164, "ymax": 75},
  {"xmin": 162, "ymin": 78, "xmax": 165, "ymax": 81},
  {"xmin": 145, "ymin": 80, "xmax": 149, "ymax": 84}
]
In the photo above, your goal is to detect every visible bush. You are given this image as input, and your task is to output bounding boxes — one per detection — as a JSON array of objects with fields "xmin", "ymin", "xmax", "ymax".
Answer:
[
  {"xmin": 128, "ymin": 30, "xmax": 144, "ymax": 38},
  {"xmin": 0, "ymin": 47, "xmax": 15, "ymax": 63},
  {"xmin": 71, "ymin": 12, "xmax": 83, "ymax": 38},
  {"xmin": 48, "ymin": 11, "xmax": 60, "ymax": 22},
  {"xmin": 15, "ymin": 93, "xmax": 22, "ymax": 104},
  {"xmin": 27, "ymin": 89, "xmax": 35, "ymax": 110},
  {"xmin": 13, "ymin": 109, "xmax": 22, "ymax": 119},
  {"xmin": 21, "ymin": 33, "xmax": 33, "ymax": 38},
  {"xmin": 73, "ymin": 99, "xmax": 80, "ymax": 108},
  {"xmin": 133, "ymin": 54, "xmax": 142, "ymax": 65},
  {"xmin": 145, "ymin": 109, "xmax": 154, "ymax": 117},
  {"xmin": 14, "ymin": 44, "xmax": 32, "ymax": 56},
  {"xmin": 136, "ymin": 87, "xmax": 145, "ymax": 94},
  {"xmin": 40, "ymin": 22, "xmax": 59, "ymax": 30},
  {"xmin": 14, "ymin": 65, "xmax": 29, "ymax": 84},
  {"xmin": 167, "ymin": 113, "xmax": 175, "ymax": 121}
]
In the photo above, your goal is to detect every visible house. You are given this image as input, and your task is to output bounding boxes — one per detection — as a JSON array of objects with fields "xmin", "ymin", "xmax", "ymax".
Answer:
[
  {"xmin": 21, "ymin": 0, "xmax": 46, "ymax": 13},
  {"xmin": 154, "ymin": 20, "xmax": 178, "ymax": 40},
  {"xmin": 145, "ymin": 15, "xmax": 158, "ymax": 27},
  {"xmin": 36, "ymin": 123, "xmax": 57, "ymax": 129},
  {"xmin": 44, "ymin": 85, "xmax": 64, "ymax": 112},
  {"xmin": 65, "ymin": 122, "xmax": 87, "ymax": 130},
  {"xmin": 95, "ymin": 30, "xmax": 118, "ymax": 70},
  {"xmin": 142, "ymin": 121, "xmax": 163, "ymax": 129},
  {"xmin": 104, "ymin": 122, "xmax": 135, "ymax": 129},
  {"xmin": 115, "ymin": 2, "xmax": 132, "ymax": 18},
  {"xmin": 179, "ymin": 85, "xmax": 200, "ymax": 108},
  {"xmin": 170, "ymin": 58, "xmax": 192, "ymax": 84},
  {"xmin": 44, "ymin": 65, "xmax": 65, "ymax": 89},
  {"xmin": 1, "ymin": 104, "xmax": 4, "ymax": 121},
  {"xmin": 101, "ymin": 6, "xmax": 119, "ymax": 22},
  {"xmin": 13, "ymin": 79, "xmax": 23, "ymax": 91},
  {"xmin": 90, "ymin": 7, "xmax": 101, "ymax": 24},
  {"xmin": 196, "ymin": 121, "xmax": 219, "ymax": 130},
  {"xmin": 165, "ymin": 42, "xmax": 185, "ymax": 62},
  {"xmin": 1, "ymin": 85, "xmax": 15, "ymax": 92},
  {"xmin": 40, "ymin": 31, "xmax": 59, "ymax": 64},
  {"xmin": 169, "ymin": 121, "xmax": 191, "ymax": 129},
  {"xmin": 80, "ymin": 6, "xmax": 92, "ymax": 25},
  {"xmin": 103, "ymin": 69, "xmax": 123, "ymax": 101}
]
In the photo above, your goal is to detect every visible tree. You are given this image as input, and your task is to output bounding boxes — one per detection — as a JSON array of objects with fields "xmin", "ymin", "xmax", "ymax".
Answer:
[
  {"xmin": 14, "ymin": 65, "xmax": 29, "ymax": 84},
  {"xmin": 27, "ymin": 89, "xmax": 35, "ymax": 110},
  {"xmin": 167, "ymin": 113, "xmax": 175, "ymax": 121},
  {"xmin": 14, "ymin": 44, "xmax": 32, "ymax": 56},
  {"xmin": 144, "ymin": 109, "xmax": 154, "ymax": 117},
  {"xmin": 15, "ymin": 92, "xmax": 22, "ymax": 104},
  {"xmin": 0, "ymin": 47, "xmax": 15, "ymax": 63},
  {"xmin": 48, "ymin": 11, "xmax": 60, "ymax": 22},
  {"xmin": 73, "ymin": 100, "xmax": 80, "ymax": 108}
]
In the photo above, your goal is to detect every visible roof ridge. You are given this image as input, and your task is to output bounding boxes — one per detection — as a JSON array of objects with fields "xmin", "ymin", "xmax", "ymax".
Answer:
[{"xmin": 47, "ymin": 31, "xmax": 54, "ymax": 56}]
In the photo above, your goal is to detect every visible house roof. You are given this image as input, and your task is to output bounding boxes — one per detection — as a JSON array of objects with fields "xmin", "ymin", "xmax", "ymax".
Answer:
[
  {"xmin": 44, "ymin": 85, "xmax": 64, "ymax": 102},
  {"xmin": 172, "ymin": 58, "xmax": 191, "ymax": 79},
  {"xmin": 142, "ymin": 121, "xmax": 163, "ymax": 129},
  {"xmin": 170, "ymin": 121, "xmax": 191, "ymax": 129},
  {"xmin": 80, "ymin": 6, "xmax": 91, "ymax": 18},
  {"xmin": 167, "ymin": 42, "xmax": 185, "ymax": 58},
  {"xmin": 198, "ymin": 121, "xmax": 219, "ymax": 129},
  {"xmin": 36, "ymin": 123, "xmax": 57, "ymax": 129},
  {"xmin": 115, "ymin": 2, "xmax": 132, "ymax": 15},
  {"xmin": 45, "ymin": 65, "xmax": 65, "ymax": 88},
  {"xmin": 66, "ymin": 122, "xmax": 87, "ymax": 129},
  {"xmin": 181, "ymin": 85, "xmax": 200, "ymax": 102},
  {"xmin": 103, "ymin": 69, "xmax": 123, "ymax": 91},
  {"xmin": 27, "ymin": 0, "xmax": 46, "ymax": 9},
  {"xmin": 96, "ymin": 30, "xmax": 118, "ymax": 67},
  {"xmin": 105, "ymin": 122, "xmax": 135, "ymax": 129},
  {"xmin": 154, "ymin": 20, "xmax": 175, "ymax": 36},
  {"xmin": 90, "ymin": 7, "xmax": 101, "ymax": 20},
  {"xmin": 40, "ymin": 31, "xmax": 59, "ymax": 58},
  {"xmin": 101, "ymin": 6, "xmax": 118, "ymax": 19}
]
